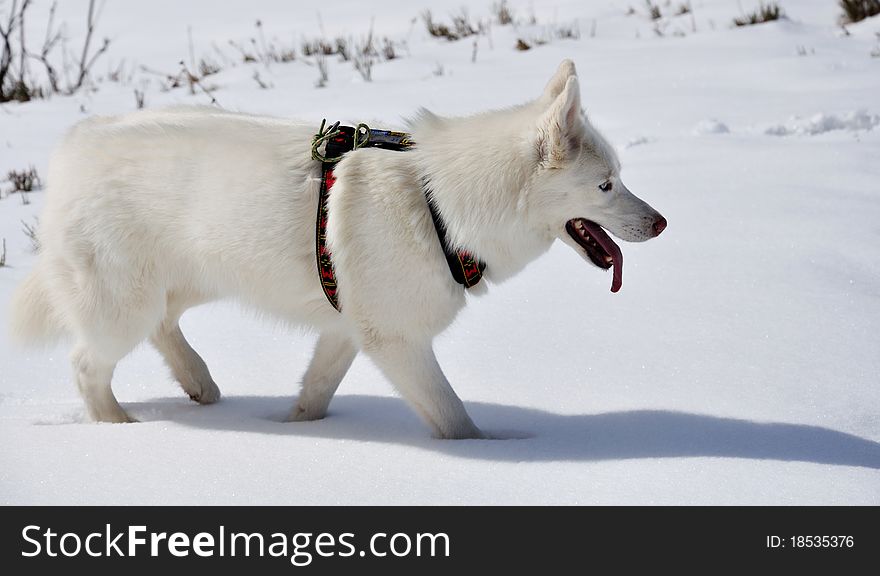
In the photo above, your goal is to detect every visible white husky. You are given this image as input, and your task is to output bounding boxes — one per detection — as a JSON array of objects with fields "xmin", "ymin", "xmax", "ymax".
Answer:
[{"xmin": 9, "ymin": 60, "xmax": 665, "ymax": 438}]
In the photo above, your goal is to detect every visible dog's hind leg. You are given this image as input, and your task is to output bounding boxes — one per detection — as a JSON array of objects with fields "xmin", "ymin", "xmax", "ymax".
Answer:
[
  {"xmin": 150, "ymin": 294, "xmax": 220, "ymax": 404},
  {"xmin": 71, "ymin": 344, "xmax": 135, "ymax": 423},
  {"xmin": 59, "ymin": 249, "xmax": 165, "ymax": 423},
  {"xmin": 288, "ymin": 332, "xmax": 358, "ymax": 422},
  {"xmin": 365, "ymin": 340, "xmax": 483, "ymax": 439}
]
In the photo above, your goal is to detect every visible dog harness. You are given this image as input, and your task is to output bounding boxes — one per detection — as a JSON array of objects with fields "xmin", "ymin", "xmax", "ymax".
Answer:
[{"xmin": 311, "ymin": 121, "xmax": 486, "ymax": 311}]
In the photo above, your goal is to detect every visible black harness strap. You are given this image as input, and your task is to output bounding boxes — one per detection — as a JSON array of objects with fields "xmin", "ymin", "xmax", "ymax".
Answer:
[
  {"xmin": 315, "ymin": 123, "xmax": 486, "ymax": 312},
  {"xmin": 423, "ymin": 183, "xmax": 487, "ymax": 288}
]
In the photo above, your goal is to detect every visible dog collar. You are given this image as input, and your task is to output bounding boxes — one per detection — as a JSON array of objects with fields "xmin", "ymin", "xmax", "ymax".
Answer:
[{"xmin": 313, "ymin": 121, "xmax": 485, "ymax": 312}]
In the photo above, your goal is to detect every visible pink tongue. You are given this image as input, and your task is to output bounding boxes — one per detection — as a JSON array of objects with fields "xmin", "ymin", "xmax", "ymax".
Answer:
[{"xmin": 581, "ymin": 220, "xmax": 623, "ymax": 293}]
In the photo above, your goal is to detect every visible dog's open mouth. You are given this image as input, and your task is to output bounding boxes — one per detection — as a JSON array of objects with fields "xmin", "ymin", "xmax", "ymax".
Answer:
[{"xmin": 565, "ymin": 218, "xmax": 623, "ymax": 293}]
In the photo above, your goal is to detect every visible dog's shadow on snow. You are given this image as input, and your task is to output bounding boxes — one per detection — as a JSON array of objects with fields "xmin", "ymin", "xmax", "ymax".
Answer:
[{"xmin": 125, "ymin": 394, "xmax": 880, "ymax": 469}]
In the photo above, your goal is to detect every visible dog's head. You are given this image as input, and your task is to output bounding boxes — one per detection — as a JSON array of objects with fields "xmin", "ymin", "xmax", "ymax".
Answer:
[{"xmin": 528, "ymin": 60, "xmax": 666, "ymax": 292}]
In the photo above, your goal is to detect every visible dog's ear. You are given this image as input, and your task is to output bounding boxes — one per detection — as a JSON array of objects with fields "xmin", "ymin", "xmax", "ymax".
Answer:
[
  {"xmin": 537, "ymin": 76, "xmax": 582, "ymax": 167},
  {"xmin": 540, "ymin": 59, "xmax": 577, "ymax": 106}
]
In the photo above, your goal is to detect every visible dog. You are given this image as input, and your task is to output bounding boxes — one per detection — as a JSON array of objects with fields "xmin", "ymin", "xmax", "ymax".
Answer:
[{"xmin": 9, "ymin": 60, "xmax": 665, "ymax": 438}]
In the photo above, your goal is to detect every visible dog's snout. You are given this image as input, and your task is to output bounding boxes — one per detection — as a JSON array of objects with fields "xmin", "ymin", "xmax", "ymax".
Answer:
[{"xmin": 652, "ymin": 215, "xmax": 667, "ymax": 237}]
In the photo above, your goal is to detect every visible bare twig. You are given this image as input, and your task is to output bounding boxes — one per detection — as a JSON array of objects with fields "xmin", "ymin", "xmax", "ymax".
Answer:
[
  {"xmin": 255, "ymin": 20, "xmax": 269, "ymax": 65},
  {"xmin": 0, "ymin": 237, "xmax": 6, "ymax": 267},
  {"xmin": 29, "ymin": 1, "xmax": 62, "ymax": 93},
  {"xmin": 72, "ymin": 0, "xmax": 110, "ymax": 91},
  {"xmin": 21, "ymin": 218, "xmax": 39, "ymax": 252},
  {"xmin": 353, "ymin": 20, "xmax": 375, "ymax": 82},
  {"xmin": 180, "ymin": 60, "xmax": 220, "ymax": 107},
  {"xmin": 133, "ymin": 87, "xmax": 145, "ymax": 109},
  {"xmin": 314, "ymin": 52, "xmax": 328, "ymax": 87},
  {"xmin": 228, "ymin": 39, "xmax": 256, "ymax": 63},
  {"xmin": 139, "ymin": 64, "xmax": 182, "ymax": 90},
  {"xmin": 0, "ymin": 0, "xmax": 21, "ymax": 100},
  {"xmin": 252, "ymin": 70, "xmax": 270, "ymax": 89},
  {"xmin": 353, "ymin": 51, "xmax": 372, "ymax": 81},
  {"xmin": 17, "ymin": 0, "xmax": 29, "ymax": 88},
  {"xmin": 75, "ymin": 0, "xmax": 97, "ymax": 86}
]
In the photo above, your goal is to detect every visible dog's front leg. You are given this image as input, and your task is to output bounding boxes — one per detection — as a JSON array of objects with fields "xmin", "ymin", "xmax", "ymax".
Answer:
[
  {"xmin": 366, "ymin": 339, "xmax": 483, "ymax": 439},
  {"xmin": 288, "ymin": 332, "xmax": 358, "ymax": 422}
]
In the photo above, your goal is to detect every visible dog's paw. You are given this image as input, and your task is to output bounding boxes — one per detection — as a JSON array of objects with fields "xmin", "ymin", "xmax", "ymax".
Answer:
[
  {"xmin": 185, "ymin": 379, "xmax": 221, "ymax": 405},
  {"xmin": 435, "ymin": 423, "xmax": 487, "ymax": 440},
  {"xmin": 91, "ymin": 406, "xmax": 138, "ymax": 424},
  {"xmin": 287, "ymin": 403, "xmax": 327, "ymax": 422}
]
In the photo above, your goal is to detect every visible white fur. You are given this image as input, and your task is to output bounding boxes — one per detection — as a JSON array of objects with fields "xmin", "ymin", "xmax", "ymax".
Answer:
[{"xmin": 8, "ymin": 60, "xmax": 664, "ymax": 438}]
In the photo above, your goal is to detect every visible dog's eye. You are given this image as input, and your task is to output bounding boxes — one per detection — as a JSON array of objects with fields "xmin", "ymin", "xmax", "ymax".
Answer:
[{"xmin": 599, "ymin": 181, "xmax": 613, "ymax": 192}]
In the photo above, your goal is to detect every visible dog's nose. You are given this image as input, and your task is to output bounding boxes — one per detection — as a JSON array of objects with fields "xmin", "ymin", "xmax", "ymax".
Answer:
[{"xmin": 653, "ymin": 216, "xmax": 667, "ymax": 236}]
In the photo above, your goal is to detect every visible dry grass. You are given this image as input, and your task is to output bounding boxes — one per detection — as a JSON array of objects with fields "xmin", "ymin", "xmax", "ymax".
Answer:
[
  {"xmin": 839, "ymin": 0, "xmax": 880, "ymax": 23},
  {"xmin": 492, "ymin": 1, "xmax": 514, "ymax": 25},
  {"xmin": 734, "ymin": 2, "xmax": 783, "ymax": 26},
  {"xmin": 423, "ymin": 9, "xmax": 480, "ymax": 41}
]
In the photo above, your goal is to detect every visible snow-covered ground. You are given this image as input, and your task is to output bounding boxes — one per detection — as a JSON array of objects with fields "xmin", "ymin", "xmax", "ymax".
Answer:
[{"xmin": 1, "ymin": 0, "xmax": 879, "ymax": 505}]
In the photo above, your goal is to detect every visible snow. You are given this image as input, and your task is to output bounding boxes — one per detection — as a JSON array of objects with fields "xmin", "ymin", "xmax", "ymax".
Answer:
[
  {"xmin": 763, "ymin": 109, "xmax": 880, "ymax": 136},
  {"xmin": 1, "ymin": 0, "xmax": 879, "ymax": 505},
  {"xmin": 693, "ymin": 119, "xmax": 730, "ymax": 135}
]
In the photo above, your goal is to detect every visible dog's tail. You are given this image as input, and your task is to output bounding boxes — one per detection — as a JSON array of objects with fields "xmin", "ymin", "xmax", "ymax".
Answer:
[{"xmin": 8, "ymin": 261, "xmax": 65, "ymax": 346}]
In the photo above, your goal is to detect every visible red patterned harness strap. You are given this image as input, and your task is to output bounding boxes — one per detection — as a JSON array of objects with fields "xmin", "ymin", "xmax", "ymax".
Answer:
[
  {"xmin": 314, "ymin": 124, "xmax": 485, "ymax": 312},
  {"xmin": 316, "ymin": 164, "xmax": 340, "ymax": 311}
]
